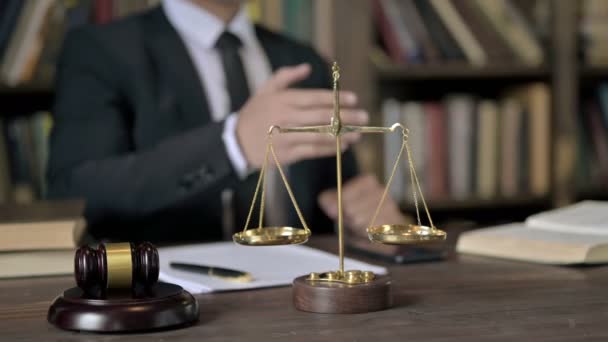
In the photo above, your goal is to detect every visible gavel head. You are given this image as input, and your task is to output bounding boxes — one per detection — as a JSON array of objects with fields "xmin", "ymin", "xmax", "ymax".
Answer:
[{"xmin": 75, "ymin": 242, "xmax": 159, "ymax": 296}]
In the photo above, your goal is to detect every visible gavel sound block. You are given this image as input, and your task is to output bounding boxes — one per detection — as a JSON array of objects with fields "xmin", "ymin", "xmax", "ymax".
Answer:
[{"xmin": 47, "ymin": 242, "xmax": 199, "ymax": 333}]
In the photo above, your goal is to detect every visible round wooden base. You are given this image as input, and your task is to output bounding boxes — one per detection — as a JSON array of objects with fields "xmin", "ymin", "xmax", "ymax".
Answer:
[
  {"xmin": 47, "ymin": 282, "xmax": 199, "ymax": 332},
  {"xmin": 292, "ymin": 275, "xmax": 392, "ymax": 314}
]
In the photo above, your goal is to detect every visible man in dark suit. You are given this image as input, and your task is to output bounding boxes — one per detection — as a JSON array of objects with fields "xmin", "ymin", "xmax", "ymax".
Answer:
[{"xmin": 48, "ymin": 0, "xmax": 406, "ymax": 243}]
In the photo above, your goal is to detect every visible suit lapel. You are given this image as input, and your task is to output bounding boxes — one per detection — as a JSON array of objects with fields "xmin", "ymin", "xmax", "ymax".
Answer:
[
  {"xmin": 255, "ymin": 26, "xmax": 289, "ymax": 72},
  {"xmin": 143, "ymin": 8, "xmax": 211, "ymax": 128}
]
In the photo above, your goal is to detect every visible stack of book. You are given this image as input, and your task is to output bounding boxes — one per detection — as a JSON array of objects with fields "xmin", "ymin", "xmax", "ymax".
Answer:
[
  {"xmin": 382, "ymin": 83, "xmax": 551, "ymax": 204},
  {"xmin": 0, "ymin": 212, "xmax": 83, "ymax": 278},
  {"xmin": 372, "ymin": 0, "xmax": 547, "ymax": 66}
]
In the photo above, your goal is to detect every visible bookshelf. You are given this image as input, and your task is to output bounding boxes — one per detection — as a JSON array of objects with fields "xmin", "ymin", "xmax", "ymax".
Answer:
[
  {"xmin": 320, "ymin": 0, "xmax": 596, "ymax": 222},
  {"xmin": 0, "ymin": 0, "xmax": 602, "ymax": 224}
]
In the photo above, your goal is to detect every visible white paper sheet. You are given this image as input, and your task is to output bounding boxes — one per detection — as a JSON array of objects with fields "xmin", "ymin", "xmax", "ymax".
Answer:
[{"xmin": 158, "ymin": 242, "xmax": 387, "ymax": 294}]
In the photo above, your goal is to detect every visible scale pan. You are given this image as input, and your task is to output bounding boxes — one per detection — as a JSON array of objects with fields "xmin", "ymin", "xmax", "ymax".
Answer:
[
  {"xmin": 367, "ymin": 224, "xmax": 446, "ymax": 245},
  {"xmin": 233, "ymin": 227, "xmax": 310, "ymax": 246}
]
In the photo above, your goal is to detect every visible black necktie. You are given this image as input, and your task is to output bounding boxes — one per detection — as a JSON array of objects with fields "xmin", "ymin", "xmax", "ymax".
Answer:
[
  {"xmin": 215, "ymin": 31, "xmax": 250, "ymax": 112},
  {"xmin": 215, "ymin": 31, "xmax": 256, "ymax": 234}
]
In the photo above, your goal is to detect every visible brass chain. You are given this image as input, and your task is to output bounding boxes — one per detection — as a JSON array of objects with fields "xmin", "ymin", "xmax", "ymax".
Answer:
[
  {"xmin": 242, "ymin": 142, "xmax": 270, "ymax": 232},
  {"xmin": 405, "ymin": 142, "xmax": 421, "ymax": 226},
  {"xmin": 368, "ymin": 127, "xmax": 408, "ymax": 228},
  {"xmin": 268, "ymin": 141, "xmax": 310, "ymax": 232},
  {"xmin": 405, "ymin": 140, "xmax": 435, "ymax": 229}
]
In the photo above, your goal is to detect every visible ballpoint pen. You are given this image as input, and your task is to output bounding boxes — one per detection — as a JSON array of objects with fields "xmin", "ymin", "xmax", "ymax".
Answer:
[{"xmin": 170, "ymin": 262, "xmax": 253, "ymax": 283}]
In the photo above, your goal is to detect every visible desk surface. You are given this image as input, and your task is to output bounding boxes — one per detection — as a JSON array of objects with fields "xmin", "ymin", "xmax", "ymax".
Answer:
[{"xmin": 1, "ymin": 226, "xmax": 608, "ymax": 341}]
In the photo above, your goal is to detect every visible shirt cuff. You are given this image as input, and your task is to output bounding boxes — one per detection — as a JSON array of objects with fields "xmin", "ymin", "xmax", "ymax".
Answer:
[{"xmin": 222, "ymin": 113, "xmax": 249, "ymax": 179}]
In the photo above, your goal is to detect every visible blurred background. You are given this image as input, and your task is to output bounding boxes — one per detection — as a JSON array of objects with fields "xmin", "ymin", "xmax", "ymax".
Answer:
[{"xmin": 0, "ymin": 0, "xmax": 605, "ymax": 227}]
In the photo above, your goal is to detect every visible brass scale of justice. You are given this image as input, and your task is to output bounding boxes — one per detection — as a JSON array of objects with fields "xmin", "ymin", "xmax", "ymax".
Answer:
[{"xmin": 233, "ymin": 62, "xmax": 446, "ymax": 312}]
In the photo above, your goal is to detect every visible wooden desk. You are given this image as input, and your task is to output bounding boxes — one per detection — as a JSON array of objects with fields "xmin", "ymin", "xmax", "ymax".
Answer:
[{"xmin": 1, "ymin": 227, "xmax": 608, "ymax": 340}]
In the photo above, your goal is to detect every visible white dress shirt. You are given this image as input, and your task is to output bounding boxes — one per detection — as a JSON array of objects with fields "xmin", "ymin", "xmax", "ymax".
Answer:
[{"xmin": 162, "ymin": 0, "xmax": 273, "ymax": 179}]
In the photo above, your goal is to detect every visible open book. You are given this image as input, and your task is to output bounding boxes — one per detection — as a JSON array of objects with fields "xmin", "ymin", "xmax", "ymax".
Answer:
[{"xmin": 456, "ymin": 201, "xmax": 608, "ymax": 264}]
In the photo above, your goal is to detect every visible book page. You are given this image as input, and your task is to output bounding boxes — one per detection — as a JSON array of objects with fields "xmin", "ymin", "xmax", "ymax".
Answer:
[
  {"xmin": 525, "ymin": 201, "xmax": 608, "ymax": 235},
  {"xmin": 469, "ymin": 223, "xmax": 608, "ymax": 245}
]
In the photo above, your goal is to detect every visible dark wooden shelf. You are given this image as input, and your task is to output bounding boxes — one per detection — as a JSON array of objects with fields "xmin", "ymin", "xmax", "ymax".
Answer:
[
  {"xmin": 401, "ymin": 195, "xmax": 550, "ymax": 212},
  {"xmin": 400, "ymin": 196, "xmax": 552, "ymax": 225},
  {"xmin": 375, "ymin": 63, "xmax": 551, "ymax": 81},
  {"xmin": 0, "ymin": 83, "xmax": 53, "ymax": 94},
  {"xmin": 580, "ymin": 66, "xmax": 608, "ymax": 78}
]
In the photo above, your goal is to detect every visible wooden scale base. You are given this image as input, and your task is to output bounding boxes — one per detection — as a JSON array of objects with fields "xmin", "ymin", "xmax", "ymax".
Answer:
[
  {"xmin": 293, "ymin": 275, "xmax": 392, "ymax": 314},
  {"xmin": 47, "ymin": 282, "xmax": 199, "ymax": 332}
]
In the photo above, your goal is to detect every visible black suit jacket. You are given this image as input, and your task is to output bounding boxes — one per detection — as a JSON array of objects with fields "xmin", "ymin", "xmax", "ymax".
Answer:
[{"xmin": 48, "ymin": 7, "xmax": 357, "ymax": 243}]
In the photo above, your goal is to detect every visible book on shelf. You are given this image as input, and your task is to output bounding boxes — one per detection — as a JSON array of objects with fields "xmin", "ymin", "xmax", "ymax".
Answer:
[
  {"xmin": 0, "ymin": 112, "xmax": 52, "ymax": 204},
  {"xmin": 373, "ymin": 0, "xmax": 544, "ymax": 66},
  {"xmin": 446, "ymin": 95, "xmax": 475, "ymax": 199},
  {"xmin": 476, "ymin": 100, "xmax": 499, "ymax": 199},
  {"xmin": 450, "ymin": 0, "xmax": 516, "ymax": 65},
  {"xmin": 472, "ymin": 0, "xmax": 543, "ymax": 66},
  {"xmin": 429, "ymin": 0, "xmax": 486, "ymax": 66},
  {"xmin": 581, "ymin": 0, "xmax": 608, "ymax": 66},
  {"xmin": 577, "ymin": 84, "xmax": 608, "ymax": 191},
  {"xmin": 0, "ymin": 1, "xmax": 24, "ymax": 64},
  {"xmin": 0, "ymin": 0, "xmax": 160, "ymax": 88},
  {"xmin": 380, "ymin": 82, "xmax": 551, "ymax": 205},
  {"xmin": 456, "ymin": 201, "xmax": 608, "ymax": 264},
  {"xmin": 0, "ymin": 0, "xmax": 54, "ymax": 87},
  {"xmin": 412, "ymin": 0, "xmax": 465, "ymax": 63},
  {"xmin": 499, "ymin": 98, "xmax": 524, "ymax": 197},
  {"xmin": 397, "ymin": 0, "xmax": 440, "ymax": 64},
  {"xmin": 424, "ymin": 103, "xmax": 448, "ymax": 199}
]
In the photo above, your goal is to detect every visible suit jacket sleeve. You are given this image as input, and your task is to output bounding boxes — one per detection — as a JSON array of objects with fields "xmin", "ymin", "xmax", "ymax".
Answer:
[{"xmin": 48, "ymin": 28, "xmax": 240, "ymax": 225}]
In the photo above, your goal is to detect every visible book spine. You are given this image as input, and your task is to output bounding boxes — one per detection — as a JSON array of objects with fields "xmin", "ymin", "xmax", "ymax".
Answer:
[
  {"xmin": 372, "ymin": 0, "xmax": 405, "ymax": 64},
  {"xmin": 383, "ymin": 0, "xmax": 422, "ymax": 63},
  {"xmin": 424, "ymin": 103, "xmax": 448, "ymax": 200},
  {"xmin": 476, "ymin": 100, "xmax": 499, "ymax": 199},
  {"xmin": 446, "ymin": 95, "xmax": 475, "ymax": 199},
  {"xmin": 499, "ymin": 98, "xmax": 523, "ymax": 197},
  {"xmin": 413, "ymin": 0, "xmax": 465, "ymax": 61},
  {"xmin": 429, "ymin": 0, "xmax": 486, "ymax": 66},
  {"xmin": 527, "ymin": 83, "xmax": 550, "ymax": 196}
]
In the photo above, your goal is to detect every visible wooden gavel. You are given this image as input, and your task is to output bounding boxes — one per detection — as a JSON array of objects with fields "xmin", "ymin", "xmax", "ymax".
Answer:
[{"xmin": 75, "ymin": 242, "xmax": 159, "ymax": 297}]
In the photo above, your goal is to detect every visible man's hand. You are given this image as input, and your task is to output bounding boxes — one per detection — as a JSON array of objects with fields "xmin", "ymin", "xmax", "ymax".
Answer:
[
  {"xmin": 236, "ymin": 63, "xmax": 369, "ymax": 168},
  {"xmin": 318, "ymin": 174, "xmax": 410, "ymax": 240}
]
